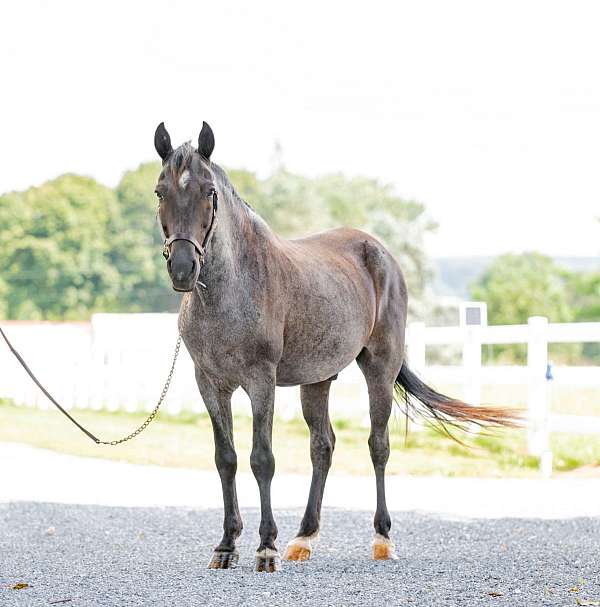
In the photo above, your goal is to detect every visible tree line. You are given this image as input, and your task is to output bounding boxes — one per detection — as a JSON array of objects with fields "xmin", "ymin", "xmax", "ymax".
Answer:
[
  {"xmin": 1, "ymin": 159, "xmax": 597, "ymax": 362},
  {"xmin": 0, "ymin": 162, "xmax": 435, "ymax": 320},
  {"xmin": 470, "ymin": 251, "xmax": 599, "ymax": 362}
]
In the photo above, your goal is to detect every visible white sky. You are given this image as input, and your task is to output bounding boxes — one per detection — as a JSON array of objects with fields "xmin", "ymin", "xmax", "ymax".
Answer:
[{"xmin": 1, "ymin": 0, "xmax": 599, "ymax": 257}]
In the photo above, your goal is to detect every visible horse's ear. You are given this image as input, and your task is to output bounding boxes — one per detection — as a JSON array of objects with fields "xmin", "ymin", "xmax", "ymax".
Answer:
[
  {"xmin": 198, "ymin": 121, "xmax": 215, "ymax": 159},
  {"xmin": 154, "ymin": 122, "xmax": 173, "ymax": 161}
]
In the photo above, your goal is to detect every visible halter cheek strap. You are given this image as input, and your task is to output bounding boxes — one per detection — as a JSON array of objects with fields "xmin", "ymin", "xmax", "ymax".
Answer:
[{"xmin": 159, "ymin": 190, "xmax": 218, "ymax": 263}]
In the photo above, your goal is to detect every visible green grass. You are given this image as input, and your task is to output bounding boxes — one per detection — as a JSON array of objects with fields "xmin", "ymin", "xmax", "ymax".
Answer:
[{"xmin": 1, "ymin": 399, "xmax": 599, "ymax": 477}]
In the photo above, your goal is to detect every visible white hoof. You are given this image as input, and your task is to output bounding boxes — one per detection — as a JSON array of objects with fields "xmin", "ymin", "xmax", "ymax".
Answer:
[
  {"xmin": 372, "ymin": 533, "xmax": 399, "ymax": 560},
  {"xmin": 284, "ymin": 532, "xmax": 319, "ymax": 561}
]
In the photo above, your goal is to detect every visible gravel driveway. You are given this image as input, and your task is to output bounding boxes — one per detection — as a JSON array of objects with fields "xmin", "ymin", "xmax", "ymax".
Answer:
[{"xmin": 2, "ymin": 502, "xmax": 599, "ymax": 607}]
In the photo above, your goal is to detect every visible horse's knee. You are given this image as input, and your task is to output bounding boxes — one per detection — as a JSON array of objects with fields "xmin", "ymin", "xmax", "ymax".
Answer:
[
  {"xmin": 215, "ymin": 447, "xmax": 237, "ymax": 478},
  {"xmin": 250, "ymin": 445, "xmax": 275, "ymax": 479}
]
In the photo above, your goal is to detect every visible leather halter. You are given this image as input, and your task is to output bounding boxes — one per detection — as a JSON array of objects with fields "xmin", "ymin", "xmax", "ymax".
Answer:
[{"xmin": 159, "ymin": 190, "xmax": 218, "ymax": 264}]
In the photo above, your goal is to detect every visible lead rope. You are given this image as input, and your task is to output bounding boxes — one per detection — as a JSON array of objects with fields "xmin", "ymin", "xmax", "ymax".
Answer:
[
  {"xmin": 98, "ymin": 335, "xmax": 182, "ymax": 445},
  {"xmin": 0, "ymin": 325, "xmax": 182, "ymax": 446}
]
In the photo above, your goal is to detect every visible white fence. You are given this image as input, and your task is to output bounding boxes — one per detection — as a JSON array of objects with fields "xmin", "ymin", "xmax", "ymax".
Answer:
[
  {"xmin": 1, "ymin": 314, "xmax": 599, "ymax": 474},
  {"xmin": 407, "ymin": 317, "xmax": 600, "ymax": 474},
  {"xmin": 0, "ymin": 314, "xmax": 369, "ymax": 420}
]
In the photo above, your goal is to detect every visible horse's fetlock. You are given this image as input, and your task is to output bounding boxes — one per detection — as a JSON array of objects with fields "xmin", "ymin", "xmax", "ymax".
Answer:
[{"xmin": 225, "ymin": 517, "xmax": 243, "ymax": 539}]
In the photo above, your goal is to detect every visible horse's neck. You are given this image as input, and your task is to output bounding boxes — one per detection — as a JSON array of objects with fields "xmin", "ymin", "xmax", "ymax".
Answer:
[{"xmin": 193, "ymin": 193, "xmax": 269, "ymax": 301}]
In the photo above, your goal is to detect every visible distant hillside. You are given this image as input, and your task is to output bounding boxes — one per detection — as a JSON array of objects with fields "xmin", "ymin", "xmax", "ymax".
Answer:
[{"xmin": 433, "ymin": 256, "xmax": 600, "ymax": 298}]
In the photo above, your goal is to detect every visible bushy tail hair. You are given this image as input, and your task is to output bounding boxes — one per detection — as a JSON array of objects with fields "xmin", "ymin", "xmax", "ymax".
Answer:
[{"xmin": 395, "ymin": 363, "xmax": 521, "ymax": 441}]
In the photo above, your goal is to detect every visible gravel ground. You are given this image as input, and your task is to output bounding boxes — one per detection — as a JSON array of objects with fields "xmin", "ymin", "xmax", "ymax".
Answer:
[{"xmin": 1, "ymin": 503, "xmax": 599, "ymax": 607}]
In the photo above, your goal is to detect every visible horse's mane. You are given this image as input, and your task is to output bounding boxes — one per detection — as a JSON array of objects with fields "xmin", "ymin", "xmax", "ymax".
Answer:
[{"xmin": 210, "ymin": 162, "xmax": 254, "ymax": 212}]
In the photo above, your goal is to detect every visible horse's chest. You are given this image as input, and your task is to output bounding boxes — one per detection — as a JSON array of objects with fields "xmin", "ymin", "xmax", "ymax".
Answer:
[{"xmin": 178, "ymin": 305, "xmax": 273, "ymax": 379}]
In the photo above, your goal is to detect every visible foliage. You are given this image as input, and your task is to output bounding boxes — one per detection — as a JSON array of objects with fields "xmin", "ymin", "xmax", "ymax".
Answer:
[
  {"xmin": 113, "ymin": 162, "xmax": 179, "ymax": 312},
  {"xmin": 568, "ymin": 271, "xmax": 600, "ymax": 322},
  {"xmin": 470, "ymin": 252, "xmax": 575, "ymax": 362},
  {"xmin": 0, "ymin": 163, "xmax": 435, "ymax": 319},
  {"xmin": 471, "ymin": 252, "xmax": 573, "ymax": 325},
  {"xmin": 0, "ymin": 175, "xmax": 122, "ymax": 319},
  {"xmin": 568, "ymin": 269, "xmax": 600, "ymax": 361}
]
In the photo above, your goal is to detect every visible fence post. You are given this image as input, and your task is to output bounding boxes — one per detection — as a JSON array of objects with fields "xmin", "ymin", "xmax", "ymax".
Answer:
[
  {"xmin": 527, "ymin": 316, "xmax": 550, "ymax": 462},
  {"xmin": 462, "ymin": 325, "xmax": 482, "ymax": 407},
  {"xmin": 407, "ymin": 321, "xmax": 426, "ymax": 376}
]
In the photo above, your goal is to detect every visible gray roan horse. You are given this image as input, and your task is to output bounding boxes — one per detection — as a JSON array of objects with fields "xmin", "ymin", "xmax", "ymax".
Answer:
[{"xmin": 153, "ymin": 122, "xmax": 515, "ymax": 572}]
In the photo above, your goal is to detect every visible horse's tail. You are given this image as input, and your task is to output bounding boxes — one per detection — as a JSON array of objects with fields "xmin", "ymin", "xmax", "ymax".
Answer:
[{"xmin": 395, "ymin": 363, "xmax": 521, "ymax": 438}]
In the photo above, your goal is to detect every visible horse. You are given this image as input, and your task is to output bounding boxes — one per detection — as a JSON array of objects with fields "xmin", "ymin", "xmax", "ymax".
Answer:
[{"xmin": 153, "ymin": 121, "xmax": 516, "ymax": 572}]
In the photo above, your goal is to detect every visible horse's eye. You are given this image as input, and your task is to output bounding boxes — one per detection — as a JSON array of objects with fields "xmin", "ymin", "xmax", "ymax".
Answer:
[{"xmin": 155, "ymin": 190, "xmax": 163, "ymax": 201}]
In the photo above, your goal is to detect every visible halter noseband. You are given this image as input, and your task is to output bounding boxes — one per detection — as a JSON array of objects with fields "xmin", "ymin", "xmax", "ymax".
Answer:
[{"xmin": 159, "ymin": 190, "xmax": 218, "ymax": 265}]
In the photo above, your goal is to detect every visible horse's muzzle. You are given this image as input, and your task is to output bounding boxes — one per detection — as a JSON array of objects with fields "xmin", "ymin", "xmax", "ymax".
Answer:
[{"xmin": 167, "ymin": 245, "xmax": 201, "ymax": 292}]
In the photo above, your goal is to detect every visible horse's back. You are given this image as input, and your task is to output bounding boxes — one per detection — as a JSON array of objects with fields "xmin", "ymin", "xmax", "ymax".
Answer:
[{"xmin": 285, "ymin": 227, "xmax": 407, "ymax": 314}]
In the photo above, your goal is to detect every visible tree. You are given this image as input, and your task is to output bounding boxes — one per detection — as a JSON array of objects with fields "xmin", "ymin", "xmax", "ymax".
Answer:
[
  {"xmin": 470, "ymin": 252, "xmax": 574, "ymax": 362},
  {"xmin": 0, "ymin": 175, "xmax": 121, "ymax": 319},
  {"xmin": 471, "ymin": 253, "xmax": 572, "ymax": 325},
  {"xmin": 568, "ymin": 269, "xmax": 600, "ymax": 362},
  {"xmin": 113, "ymin": 162, "xmax": 179, "ymax": 312},
  {"xmin": 1, "ymin": 163, "xmax": 435, "ymax": 320},
  {"xmin": 569, "ymin": 271, "xmax": 600, "ymax": 322}
]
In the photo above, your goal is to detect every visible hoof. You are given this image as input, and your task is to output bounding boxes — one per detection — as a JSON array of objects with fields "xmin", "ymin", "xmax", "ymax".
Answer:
[
  {"xmin": 372, "ymin": 534, "xmax": 399, "ymax": 561},
  {"xmin": 208, "ymin": 550, "xmax": 239, "ymax": 569},
  {"xmin": 284, "ymin": 535, "xmax": 317, "ymax": 561},
  {"xmin": 255, "ymin": 548, "xmax": 281, "ymax": 573}
]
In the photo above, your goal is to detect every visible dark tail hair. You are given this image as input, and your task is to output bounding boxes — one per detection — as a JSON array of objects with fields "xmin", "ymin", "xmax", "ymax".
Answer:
[{"xmin": 395, "ymin": 363, "xmax": 521, "ymax": 441}]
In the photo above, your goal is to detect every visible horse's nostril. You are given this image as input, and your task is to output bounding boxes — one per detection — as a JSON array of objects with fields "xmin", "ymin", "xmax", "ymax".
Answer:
[{"xmin": 171, "ymin": 257, "xmax": 196, "ymax": 284}]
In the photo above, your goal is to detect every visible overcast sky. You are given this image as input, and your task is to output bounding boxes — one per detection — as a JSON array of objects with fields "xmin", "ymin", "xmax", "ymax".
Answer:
[{"xmin": 1, "ymin": 0, "xmax": 599, "ymax": 257}]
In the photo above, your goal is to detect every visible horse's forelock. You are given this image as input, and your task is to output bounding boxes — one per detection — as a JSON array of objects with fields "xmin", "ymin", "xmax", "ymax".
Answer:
[{"xmin": 167, "ymin": 142, "xmax": 196, "ymax": 178}]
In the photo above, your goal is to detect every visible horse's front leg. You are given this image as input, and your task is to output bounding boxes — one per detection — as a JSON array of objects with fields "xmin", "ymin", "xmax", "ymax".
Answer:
[
  {"xmin": 195, "ymin": 369, "xmax": 243, "ymax": 569},
  {"xmin": 246, "ymin": 372, "xmax": 280, "ymax": 572}
]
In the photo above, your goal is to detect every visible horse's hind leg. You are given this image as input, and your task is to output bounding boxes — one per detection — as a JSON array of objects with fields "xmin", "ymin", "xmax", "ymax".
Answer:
[
  {"xmin": 356, "ymin": 348, "xmax": 400, "ymax": 561},
  {"xmin": 284, "ymin": 379, "xmax": 335, "ymax": 562}
]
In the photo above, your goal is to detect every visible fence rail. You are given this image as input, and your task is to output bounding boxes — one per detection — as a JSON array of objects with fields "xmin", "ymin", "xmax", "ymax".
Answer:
[
  {"xmin": 407, "ymin": 321, "xmax": 600, "ymax": 345},
  {"xmin": 1, "ymin": 314, "xmax": 599, "ymax": 476},
  {"xmin": 407, "ymin": 316, "xmax": 600, "ymax": 476}
]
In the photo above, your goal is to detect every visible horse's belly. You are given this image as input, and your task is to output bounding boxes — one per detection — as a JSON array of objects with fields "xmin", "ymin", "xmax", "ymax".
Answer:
[
  {"xmin": 275, "ymin": 267, "xmax": 374, "ymax": 386},
  {"xmin": 275, "ymin": 357, "xmax": 355, "ymax": 386},
  {"xmin": 275, "ymin": 318, "xmax": 368, "ymax": 386}
]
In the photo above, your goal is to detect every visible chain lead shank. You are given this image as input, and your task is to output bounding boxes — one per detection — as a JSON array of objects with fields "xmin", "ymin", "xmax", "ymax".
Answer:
[
  {"xmin": 0, "ymin": 325, "xmax": 182, "ymax": 447},
  {"xmin": 97, "ymin": 335, "xmax": 182, "ymax": 445}
]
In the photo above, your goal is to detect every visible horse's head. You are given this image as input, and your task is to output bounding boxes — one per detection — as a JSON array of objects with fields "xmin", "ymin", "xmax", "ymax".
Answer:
[{"xmin": 154, "ymin": 122, "xmax": 218, "ymax": 292}]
